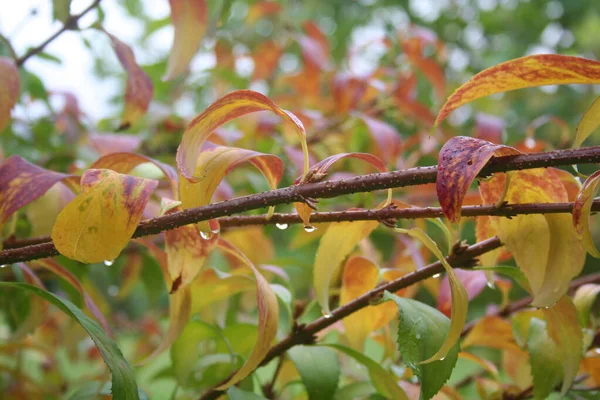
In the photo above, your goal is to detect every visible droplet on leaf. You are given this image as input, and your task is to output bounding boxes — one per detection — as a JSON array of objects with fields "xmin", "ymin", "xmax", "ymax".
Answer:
[
  {"xmin": 322, "ymin": 310, "xmax": 333, "ymax": 318},
  {"xmin": 275, "ymin": 223, "xmax": 289, "ymax": 230},
  {"xmin": 487, "ymin": 281, "xmax": 495, "ymax": 289},
  {"xmin": 103, "ymin": 259, "xmax": 115, "ymax": 266},
  {"xmin": 200, "ymin": 231, "xmax": 213, "ymax": 240},
  {"xmin": 433, "ymin": 273, "xmax": 441, "ymax": 278},
  {"xmin": 304, "ymin": 225, "xmax": 317, "ymax": 233}
]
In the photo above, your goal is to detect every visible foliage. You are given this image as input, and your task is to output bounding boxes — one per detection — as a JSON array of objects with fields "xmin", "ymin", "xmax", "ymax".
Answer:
[{"xmin": 1, "ymin": 0, "xmax": 600, "ymax": 399}]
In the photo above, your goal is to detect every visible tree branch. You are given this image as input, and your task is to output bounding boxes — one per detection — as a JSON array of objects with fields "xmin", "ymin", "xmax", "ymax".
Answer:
[
  {"xmin": 198, "ymin": 237, "xmax": 503, "ymax": 400},
  {"xmin": 16, "ymin": 0, "xmax": 102, "ymax": 67},
  {"xmin": 1, "ymin": 146, "xmax": 600, "ymax": 264}
]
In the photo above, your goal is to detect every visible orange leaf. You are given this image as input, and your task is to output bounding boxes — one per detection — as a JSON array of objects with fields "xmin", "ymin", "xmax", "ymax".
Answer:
[
  {"xmin": 462, "ymin": 316, "xmax": 519, "ymax": 351},
  {"xmin": 51, "ymin": 169, "xmax": 158, "ymax": 263},
  {"xmin": 105, "ymin": 32, "xmax": 153, "ymax": 129},
  {"xmin": 215, "ymin": 239, "xmax": 279, "ymax": 389},
  {"xmin": 436, "ymin": 54, "xmax": 600, "ymax": 126},
  {"xmin": 164, "ymin": 0, "xmax": 208, "ymax": 80},
  {"xmin": 573, "ymin": 170, "xmax": 600, "ymax": 257},
  {"xmin": 0, "ymin": 156, "xmax": 77, "ymax": 233},
  {"xmin": 252, "ymin": 41, "xmax": 283, "ymax": 81},
  {"xmin": 0, "ymin": 57, "xmax": 19, "ymax": 132},
  {"xmin": 357, "ymin": 114, "xmax": 403, "ymax": 166},
  {"xmin": 340, "ymin": 256, "xmax": 397, "ymax": 350},
  {"xmin": 177, "ymin": 90, "xmax": 308, "ymax": 183},
  {"xmin": 437, "ymin": 136, "xmax": 520, "ymax": 222}
]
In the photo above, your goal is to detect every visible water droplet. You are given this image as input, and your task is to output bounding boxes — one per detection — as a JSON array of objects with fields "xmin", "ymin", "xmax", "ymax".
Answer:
[
  {"xmin": 200, "ymin": 231, "xmax": 213, "ymax": 240},
  {"xmin": 103, "ymin": 259, "xmax": 114, "ymax": 266},
  {"xmin": 211, "ymin": 227, "xmax": 220, "ymax": 235},
  {"xmin": 487, "ymin": 281, "xmax": 495, "ymax": 289},
  {"xmin": 0, "ymin": 264, "xmax": 8, "ymax": 268},
  {"xmin": 275, "ymin": 223, "xmax": 288, "ymax": 230},
  {"xmin": 440, "ymin": 357, "xmax": 446, "ymax": 361},
  {"xmin": 432, "ymin": 273, "xmax": 441, "ymax": 278},
  {"xmin": 322, "ymin": 311, "xmax": 333, "ymax": 319},
  {"xmin": 107, "ymin": 285, "xmax": 118, "ymax": 297},
  {"xmin": 304, "ymin": 225, "xmax": 317, "ymax": 233},
  {"xmin": 415, "ymin": 333, "xmax": 421, "ymax": 339}
]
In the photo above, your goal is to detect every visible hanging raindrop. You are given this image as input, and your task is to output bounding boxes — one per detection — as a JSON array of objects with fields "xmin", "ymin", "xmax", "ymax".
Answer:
[
  {"xmin": 103, "ymin": 259, "xmax": 114, "ymax": 266},
  {"xmin": 304, "ymin": 225, "xmax": 317, "ymax": 233},
  {"xmin": 432, "ymin": 273, "xmax": 441, "ymax": 278},
  {"xmin": 275, "ymin": 223, "xmax": 288, "ymax": 230},
  {"xmin": 200, "ymin": 231, "xmax": 213, "ymax": 240}
]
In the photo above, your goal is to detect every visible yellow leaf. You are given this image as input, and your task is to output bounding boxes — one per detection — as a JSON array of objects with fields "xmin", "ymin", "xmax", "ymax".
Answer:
[
  {"xmin": 573, "ymin": 284, "xmax": 600, "ymax": 327},
  {"xmin": 314, "ymin": 220, "xmax": 379, "ymax": 315},
  {"xmin": 104, "ymin": 31, "xmax": 153, "ymax": 130},
  {"xmin": 177, "ymin": 90, "xmax": 308, "ymax": 184},
  {"xmin": 222, "ymin": 226, "xmax": 274, "ymax": 265},
  {"xmin": 543, "ymin": 296, "xmax": 584, "ymax": 396},
  {"xmin": 394, "ymin": 227, "xmax": 468, "ymax": 364},
  {"xmin": 339, "ymin": 256, "xmax": 397, "ymax": 351},
  {"xmin": 190, "ymin": 269, "xmax": 255, "ymax": 313},
  {"xmin": 481, "ymin": 169, "xmax": 586, "ymax": 307},
  {"xmin": 164, "ymin": 0, "xmax": 208, "ymax": 80},
  {"xmin": 179, "ymin": 143, "xmax": 283, "ymax": 233},
  {"xmin": 573, "ymin": 170, "xmax": 600, "ymax": 257},
  {"xmin": 436, "ymin": 54, "xmax": 600, "ymax": 126},
  {"xmin": 52, "ymin": 169, "xmax": 158, "ymax": 263},
  {"xmin": 215, "ymin": 239, "xmax": 279, "ymax": 390},
  {"xmin": 462, "ymin": 316, "xmax": 519, "ymax": 351},
  {"xmin": 574, "ymin": 95, "xmax": 600, "ymax": 148},
  {"xmin": 160, "ymin": 198, "xmax": 217, "ymax": 293},
  {"xmin": 0, "ymin": 57, "xmax": 19, "ymax": 132}
]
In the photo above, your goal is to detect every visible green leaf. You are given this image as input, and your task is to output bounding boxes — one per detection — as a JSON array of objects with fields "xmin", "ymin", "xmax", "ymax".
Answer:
[
  {"xmin": 52, "ymin": 0, "xmax": 71, "ymax": 23},
  {"xmin": 0, "ymin": 282, "xmax": 139, "ymax": 400},
  {"xmin": 325, "ymin": 344, "xmax": 408, "ymax": 400},
  {"xmin": 528, "ymin": 318, "xmax": 563, "ymax": 400},
  {"xmin": 288, "ymin": 345, "xmax": 340, "ymax": 400},
  {"xmin": 227, "ymin": 386, "xmax": 268, "ymax": 400},
  {"xmin": 382, "ymin": 292, "xmax": 460, "ymax": 400},
  {"xmin": 333, "ymin": 382, "xmax": 374, "ymax": 400}
]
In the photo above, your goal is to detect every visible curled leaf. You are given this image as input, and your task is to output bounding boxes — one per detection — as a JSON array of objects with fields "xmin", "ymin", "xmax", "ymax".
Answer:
[
  {"xmin": 393, "ymin": 227, "xmax": 468, "ymax": 364},
  {"xmin": 574, "ymin": 95, "xmax": 600, "ymax": 149},
  {"xmin": 164, "ymin": 0, "xmax": 208, "ymax": 80},
  {"xmin": 314, "ymin": 220, "xmax": 379, "ymax": 315},
  {"xmin": 573, "ymin": 284, "xmax": 600, "ymax": 327},
  {"xmin": 573, "ymin": 170, "xmax": 600, "ymax": 257},
  {"xmin": 215, "ymin": 239, "xmax": 279, "ymax": 389},
  {"xmin": 438, "ymin": 269, "xmax": 487, "ymax": 318},
  {"xmin": 436, "ymin": 54, "xmax": 600, "ymax": 126},
  {"xmin": 52, "ymin": 169, "xmax": 158, "ymax": 263},
  {"xmin": 177, "ymin": 90, "xmax": 308, "ymax": 183},
  {"xmin": 436, "ymin": 136, "xmax": 520, "ymax": 222},
  {"xmin": 104, "ymin": 32, "xmax": 153, "ymax": 129},
  {"xmin": 179, "ymin": 142, "xmax": 284, "ymax": 232},
  {"xmin": 340, "ymin": 256, "xmax": 397, "ymax": 350},
  {"xmin": 0, "ymin": 57, "xmax": 20, "ymax": 132}
]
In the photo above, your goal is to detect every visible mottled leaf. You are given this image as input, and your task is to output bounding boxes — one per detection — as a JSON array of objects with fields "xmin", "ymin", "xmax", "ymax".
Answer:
[
  {"xmin": 215, "ymin": 239, "xmax": 279, "ymax": 389},
  {"xmin": 340, "ymin": 256, "xmax": 397, "ymax": 350},
  {"xmin": 52, "ymin": 169, "xmax": 158, "ymax": 263},
  {"xmin": 104, "ymin": 31, "xmax": 153, "ymax": 129},
  {"xmin": 574, "ymin": 95, "xmax": 600, "ymax": 149},
  {"xmin": 288, "ymin": 345, "xmax": 340, "ymax": 400},
  {"xmin": 573, "ymin": 170, "xmax": 600, "ymax": 257},
  {"xmin": 0, "ymin": 282, "xmax": 139, "ymax": 400},
  {"xmin": 436, "ymin": 55, "xmax": 600, "ymax": 126},
  {"xmin": 326, "ymin": 344, "xmax": 409, "ymax": 400},
  {"xmin": 394, "ymin": 228, "xmax": 468, "ymax": 364},
  {"xmin": 164, "ymin": 0, "xmax": 208, "ymax": 80},
  {"xmin": 382, "ymin": 292, "xmax": 460, "ymax": 400},
  {"xmin": 314, "ymin": 220, "xmax": 379, "ymax": 315},
  {"xmin": 0, "ymin": 57, "xmax": 20, "ymax": 132},
  {"xmin": 573, "ymin": 284, "xmax": 600, "ymax": 327},
  {"xmin": 437, "ymin": 136, "xmax": 520, "ymax": 222}
]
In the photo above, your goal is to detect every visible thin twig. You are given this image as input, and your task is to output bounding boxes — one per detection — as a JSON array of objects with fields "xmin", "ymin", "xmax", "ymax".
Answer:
[
  {"xmin": 1, "ymin": 146, "xmax": 600, "ymax": 264},
  {"xmin": 6, "ymin": 199, "xmax": 600, "ymax": 250},
  {"xmin": 15, "ymin": 0, "xmax": 102, "ymax": 67}
]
